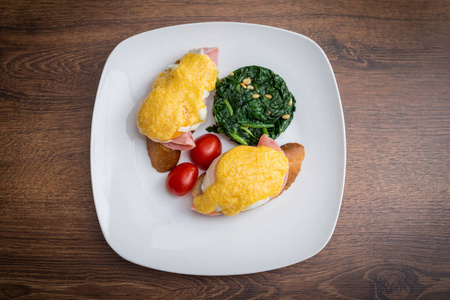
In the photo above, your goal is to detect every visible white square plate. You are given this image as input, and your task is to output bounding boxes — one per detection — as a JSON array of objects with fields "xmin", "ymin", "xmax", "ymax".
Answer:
[{"xmin": 91, "ymin": 22, "xmax": 346, "ymax": 275}]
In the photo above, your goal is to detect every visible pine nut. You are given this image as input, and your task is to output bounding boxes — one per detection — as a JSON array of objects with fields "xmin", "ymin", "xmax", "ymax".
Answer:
[
  {"xmin": 289, "ymin": 98, "xmax": 292, "ymax": 106},
  {"xmin": 252, "ymin": 93, "xmax": 260, "ymax": 99},
  {"xmin": 247, "ymin": 85, "xmax": 254, "ymax": 90},
  {"xmin": 242, "ymin": 78, "xmax": 251, "ymax": 85},
  {"xmin": 229, "ymin": 72, "xmax": 234, "ymax": 76},
  {"xmin": 240, "ymin": 83, "xmax": 247, "ymax": 89},
  {"xmin": 265, "ymin": 94, "xmax": 272, "ymax": 99},
  {"xmin": 282, "ymin": 114, "xmax": 290, "ymax": 119}
]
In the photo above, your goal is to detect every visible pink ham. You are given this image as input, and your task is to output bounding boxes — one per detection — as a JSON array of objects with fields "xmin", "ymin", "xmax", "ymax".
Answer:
[
  {"xmin": 191, "ymin": 135, "xmax": 288, "ymax": 215},
  {"xmin": 201, "ymin": 47, "xmax": 219, "ymax": 67},
  {"xmin": 257, "ymin": 134, "xmax": 282, "ymax": 151},
  {"xmin": 162, "ymin": 132, "xmax": 196, "ymax": 151}
]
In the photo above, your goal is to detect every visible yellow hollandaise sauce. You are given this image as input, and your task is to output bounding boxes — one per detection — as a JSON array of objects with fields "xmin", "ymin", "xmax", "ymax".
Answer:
[
  {"xmin": 193, "ymin": 145, "xmax": 289, "ymax": 216},
  {"xmin": 137, "ymin": 53, "xmax": 218, "ymax": 142}
]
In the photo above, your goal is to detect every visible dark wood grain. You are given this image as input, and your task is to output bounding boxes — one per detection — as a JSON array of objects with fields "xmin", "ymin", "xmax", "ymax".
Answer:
[{"xmin": 1, "ymin": 0, "xmax": 449, "ymax": 299}]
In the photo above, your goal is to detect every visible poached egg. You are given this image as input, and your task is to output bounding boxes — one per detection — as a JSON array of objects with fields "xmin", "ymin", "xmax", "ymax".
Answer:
[
  {"xmin": 193, "ymin": 144, "xmax": 289, "ymax": 216},
  {"xmin": 137, "ymin": 51, "xmax": 218, "ymax": 143}
]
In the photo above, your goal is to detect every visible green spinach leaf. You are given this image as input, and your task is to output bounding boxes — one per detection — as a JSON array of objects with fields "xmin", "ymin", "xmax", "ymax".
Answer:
[{"xmin": 207, "ymin": 66, "xmax": 296, "ymax": 145}]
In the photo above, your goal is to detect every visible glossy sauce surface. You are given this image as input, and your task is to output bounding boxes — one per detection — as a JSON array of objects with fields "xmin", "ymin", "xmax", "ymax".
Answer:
[
  {"xmin": 193, "ymin": 145, "xmax": 288, "ymax": 216},
  {"xmin": 137, "ymin": 53, "xmax": 217, "ymax": 142}
]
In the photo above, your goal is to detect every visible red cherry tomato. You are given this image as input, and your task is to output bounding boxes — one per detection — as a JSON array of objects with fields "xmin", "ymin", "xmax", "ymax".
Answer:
[
  {"xmin": 190, "ymin": 134, "xmax": 222, "ymax": 170},
  {"xmin": 166, "ymin": 162, "xmax": 199, "ymax": 196}
]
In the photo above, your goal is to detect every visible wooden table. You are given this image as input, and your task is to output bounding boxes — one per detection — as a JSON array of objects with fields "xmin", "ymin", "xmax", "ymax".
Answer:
[{"xmin": 1, "ymin": 0, "xmax": 449, "ymax": 298}]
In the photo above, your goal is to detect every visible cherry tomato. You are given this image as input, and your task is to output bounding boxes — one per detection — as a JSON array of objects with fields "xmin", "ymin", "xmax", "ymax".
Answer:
[
  {"xmin": 190, "ymin": 134, "xmax": 222, "ymax": 170},
  {"xmin": 166, "ymin": 162, "xmax": 199, "ymax": 196}
]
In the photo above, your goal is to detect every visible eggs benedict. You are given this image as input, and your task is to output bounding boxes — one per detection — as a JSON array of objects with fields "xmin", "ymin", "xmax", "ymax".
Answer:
[
  {"xmin": 191, "ymin": 135, "xmax": 305, "ymax": 216},
  {"xmin": 136, "ymin": 48, "xmax": 219, "ymax": 172}
]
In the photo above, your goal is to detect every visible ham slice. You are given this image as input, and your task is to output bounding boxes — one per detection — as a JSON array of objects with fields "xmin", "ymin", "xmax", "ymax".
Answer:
[
  {"xmin": 201, "ymin": 47, "xmax": 219, "ymax": 67},
  {"xmin": 162, "ymin": 132, "xmax": 196, "ymax": 151},
  {"xmin": 257, "ymin": 134, "xmax": 282, "ymax": 151}
]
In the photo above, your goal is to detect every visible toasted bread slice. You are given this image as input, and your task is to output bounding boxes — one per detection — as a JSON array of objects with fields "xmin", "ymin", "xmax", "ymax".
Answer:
[
  {"xmin": 146, "ymin": 138, "xmax": 181, "ymax": 173},
  {"xmin": 280, "ymin": 143, "xmax": 305, "ymax": 191}
]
